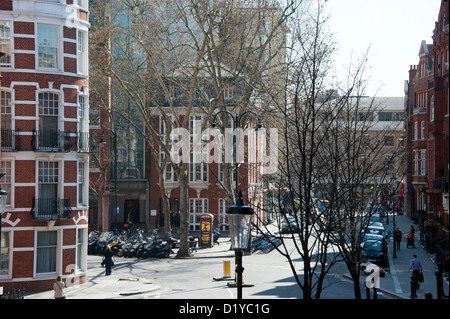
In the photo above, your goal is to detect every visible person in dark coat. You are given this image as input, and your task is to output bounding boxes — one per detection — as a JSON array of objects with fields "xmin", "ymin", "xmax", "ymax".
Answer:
[
  {"xmin": 102, "ymin": 245, "xmax": 116, "ymax": 276},
  {"xmin": 394, "ymin": 227, "xmax": 402, "ymax": 250}
]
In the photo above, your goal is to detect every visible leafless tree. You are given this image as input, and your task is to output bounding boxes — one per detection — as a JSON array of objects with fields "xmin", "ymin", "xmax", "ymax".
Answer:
[
  {"xmin": 251, "ymin": 0, "xmax": 404, "ymax": 299},
  {"xmin": 89, "ymin": 0, "xmax": 298, "ymax": 257}
]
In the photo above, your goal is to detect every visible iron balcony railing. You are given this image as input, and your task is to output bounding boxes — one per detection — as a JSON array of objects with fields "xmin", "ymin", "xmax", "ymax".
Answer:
[
  {"xmin": 31, "ymin": 130, "xmax": 89, "ymax": 152},
  {"xmin": 31, "ymin": 198, "xmax": 72, "ymax": 220},
  {"xmin": 1, "ymin": 129, "xmax": 21, "ymax": 151}
]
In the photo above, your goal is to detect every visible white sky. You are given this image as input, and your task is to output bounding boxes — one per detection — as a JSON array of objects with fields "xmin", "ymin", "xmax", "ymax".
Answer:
[{"xmin": 324, "ymin": 0, "xmax": 442, "ymax": 97}]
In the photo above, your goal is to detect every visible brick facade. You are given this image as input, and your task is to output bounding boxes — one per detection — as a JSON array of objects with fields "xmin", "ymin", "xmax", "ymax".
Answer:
[
  {"xmin": 0, "ymin": 1, "xmax": 90, "ymax": 293},
  {"xmin": 404, "ymin": 0, "xmax": 449, "ymax": 265}
]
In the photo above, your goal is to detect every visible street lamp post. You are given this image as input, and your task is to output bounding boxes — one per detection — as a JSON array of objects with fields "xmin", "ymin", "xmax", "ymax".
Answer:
[
  {"xmin": 211, "ymin": 110, "xmax": 260, "ymax": 299},
  {"xmin": 226, "ymin": 191, "xmax": 253, "ymax": 299},
  {"xmin": 99, "ymin": 128, "xmax": 118, "ymax": 232}
]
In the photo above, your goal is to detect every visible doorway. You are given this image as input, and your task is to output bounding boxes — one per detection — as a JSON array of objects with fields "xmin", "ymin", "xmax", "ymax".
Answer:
[{"xmin": 124, "ymin": 199, "xmax": 140, "ymax": 224}]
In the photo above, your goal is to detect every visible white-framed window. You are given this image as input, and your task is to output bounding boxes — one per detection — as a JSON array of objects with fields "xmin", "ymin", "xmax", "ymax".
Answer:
[
  {"xmin": 420, "ymin": 151, "xmax": 426, "ymax": 176},
  {"xmin": 189, "ymin": 115, "xmax": 208, "ymax": 183},
  {"xmin": 78, "ymin": 94, "xmax": 89, "ymax": 151},
  {"xmin": 189, "ymin": 198, "xmax": 208, "ymax": 231},
  {"xmin": 414, "ymin": 151, "xmax": 419, "ymax": 175},
  {"xmin": 189, "ymin": 153, "xmax": 208, "ymax": 183},
  {"xmin": 37, "ymin": 24, "xmax": 59, "ymax": 69},
  {"xmin": 0, "ymin": 21, "xmax": 11, "ymax": 67},
  {"xmin": 420, "ymin": 121, "xmax": 425, "ymax": 140},
  {"xmin": 38, "ymin": 161, "xmax": 59, "ymax": 202},
  {"xmin": 0, "ymin": 231, "xmax": 12, "ymax": 278},
  {"xmin": 218, "ymin": 163, "xmax": 236, "ymax": 183},
  {"xmin": 1, "ymin": 91, "xmax": 11, "ymax": 130},
  {"xmin": 414, "ymin": 121, "xmax": 418, "ymax": 140},
  {"xmin": 77, "ymin": 30, "xmax": 88, "ymax": 74},
  {"xmin": 1, "ymin": 91, "xmax": 13, "ymax": 149},
  {"xmin": 38, "ymin": 92, "xmax": 59, "ymax": 150},
  {"xmin": 0, "ymin": 161, "xmax": 12, "ymax": 206},
  {"xmin": 161, "ymin": 152, "xmax": 177, "ymax": 182},
  {"xmin": 76, "ymin": 228, "xmax": 87, "ymax": 272},
  {"xmin": 78, "ymin": 161, "xmax": 86, "ymax": 205},
  {"xmin": 36, "ymin": 230, "xmax": 58, "ymax": 275}
]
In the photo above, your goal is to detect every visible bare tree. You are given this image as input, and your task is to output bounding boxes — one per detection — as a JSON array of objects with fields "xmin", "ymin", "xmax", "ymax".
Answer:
[
  {"xmin": 251, "ymin": 0, "xmax": 404, "ymax": 299},
  {"xmin": 89, "ymin": 0, "xmax": 297, "ymax": 257}
]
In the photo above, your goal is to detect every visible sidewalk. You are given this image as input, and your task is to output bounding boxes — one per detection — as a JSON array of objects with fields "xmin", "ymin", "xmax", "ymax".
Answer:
[
  {"xmin": 26, "ymin": 238, "xmax": 235, "ymax": 299},
  {"xmin": 26, "ymin": 215, "xmax": 449, "ymax": 299},
  {"xmin": 368, "ymin": 212, "xmax": 449, "ymax": 299}
]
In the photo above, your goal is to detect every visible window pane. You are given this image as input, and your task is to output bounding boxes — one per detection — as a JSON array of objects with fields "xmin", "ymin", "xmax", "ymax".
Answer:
[
  {"xmin": 0, "ymin": 22, "xmax": 11, "ymax": 66},
  {"xmin": 38, "ymin": 24, "xmax": 58, "ymax": 69},
  {"xmin": 36, "ymin": 231, "xmax": 57, "ymax": 273}
]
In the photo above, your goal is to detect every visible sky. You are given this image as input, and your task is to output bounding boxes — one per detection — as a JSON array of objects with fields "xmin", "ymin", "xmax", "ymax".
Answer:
[{"xmin": 324, "ymin": 0, "xmax": 442, "ymax": 97}]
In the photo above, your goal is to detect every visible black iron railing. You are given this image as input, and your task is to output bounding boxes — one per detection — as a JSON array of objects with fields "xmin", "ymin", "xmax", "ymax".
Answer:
[
  {"xmin": 31, "ymin": 130, "xmax": 89, "ymax": 152},
  {"xmin": 31, "ymin": 198, "xmax": 72, "ymax": 220},
  {"xmin": 1, "ymin": 128, "xmax": 20, "ymax": 151}
]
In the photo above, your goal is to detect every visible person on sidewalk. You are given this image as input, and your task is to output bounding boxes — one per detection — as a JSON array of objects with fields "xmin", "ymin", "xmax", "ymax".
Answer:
[
  {"xmin": 102, "ymin": 245, "xmax": 116, "ymax": 276},
  {"xmin": 394, "ymin": 227, "xmax": 402, "ymax": 250},
  {"xmin": 53, "ymin": 276, "xmax": 66, "ymax": 299},
  {"xmin": 410, "ymin": 275, "xmax": 419, "ymax": 299},
  {"xmin": 408, "ymin": 254, "xmax": 423, "ymax": 283}
]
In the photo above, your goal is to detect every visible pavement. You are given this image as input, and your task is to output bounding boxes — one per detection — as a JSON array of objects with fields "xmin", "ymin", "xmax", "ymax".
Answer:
[
  {"xmin": 355, "ymin": 211, "xmax": 449, "ymax": 299},
  {"xmin": 26, "ymin": 238, "xmax": 236, "ymax": 300},
  {"xmin": 25, "ymin": 213, "xmax": 449, "ymax": 300}
]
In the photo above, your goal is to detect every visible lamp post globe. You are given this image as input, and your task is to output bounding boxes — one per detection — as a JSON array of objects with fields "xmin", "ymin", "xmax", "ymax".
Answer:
[{"xmin": 226, "ymin": 191, "xmax": 253, "ymax": 299}]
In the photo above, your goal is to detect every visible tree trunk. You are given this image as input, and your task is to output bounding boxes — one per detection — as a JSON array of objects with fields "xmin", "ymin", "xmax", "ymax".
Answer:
[{"xmin": 176, "ymin": 167, "xmax": 191, "ymax": 257}]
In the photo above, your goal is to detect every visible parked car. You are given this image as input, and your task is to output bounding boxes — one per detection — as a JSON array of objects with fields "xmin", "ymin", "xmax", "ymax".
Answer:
[
  {"xmin": 281, "ymin": 217, "xmax": 299, "ymax": 233},
  {"xmin": 366, "ymin": 224, "xmax": 386, "ymax": 237},
  {"xmin": 361, "ymin": 239, "xmax": 388, "ymax": 267},
  {"xmin": 369, "ymin": 213, "xmax": 382, "ymax": 223},
  {"xmin": 362, "ymin": 233, "xmax": 384, "ymax": 243}
]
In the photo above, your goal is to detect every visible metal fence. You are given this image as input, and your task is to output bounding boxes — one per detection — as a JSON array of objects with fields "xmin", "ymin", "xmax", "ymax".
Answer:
[{"xmin": 0, "ymin": 288, "xmax": 25, "ymax": 299}]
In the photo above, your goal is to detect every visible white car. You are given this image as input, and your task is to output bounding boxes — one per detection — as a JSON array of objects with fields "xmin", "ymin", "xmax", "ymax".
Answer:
[{"xmin": 367, "ymin": 225, "xmax": 385, "ymax": 237}]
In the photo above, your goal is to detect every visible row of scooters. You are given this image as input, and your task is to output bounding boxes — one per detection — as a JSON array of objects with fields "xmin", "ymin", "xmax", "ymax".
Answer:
[{"xmin": 88, "ymin": 229, "xmax": 180, "ymax": 258}]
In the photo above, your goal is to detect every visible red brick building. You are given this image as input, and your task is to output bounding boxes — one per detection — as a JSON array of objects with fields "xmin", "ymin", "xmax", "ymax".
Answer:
[
  {"xmin": 405, "ymin": 0, "xmax": 449, "ymax": 270},
  {"xmin": 0, "ymin": 0, "xmax": 90, "ymax": 293}
]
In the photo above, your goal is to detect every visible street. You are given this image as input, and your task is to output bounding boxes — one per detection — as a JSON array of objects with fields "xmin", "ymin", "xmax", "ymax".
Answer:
[
  {"xmin": 27, "ymin": 236, "xmax": 376, "ymax": 300},
  {"xmin": 26, "ymin": 211, "xmax": 448, "ymax": 301}
]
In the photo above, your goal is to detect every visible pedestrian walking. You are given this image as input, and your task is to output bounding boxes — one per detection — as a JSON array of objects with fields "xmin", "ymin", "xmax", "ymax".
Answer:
[
  {"xmin": 410, "ymin": 275, "xmax": 419, "ymax": 299},
  {"xmin": 53, "ymin": 276, "xmax": 65, "ymax": 299},
  {"xmin": 408, "ymin": 254, "xmax": 423, "ymax": 284},
  {"xmin": 394, "ymin": 227, "xmax": 402, "ymax": 250},
  {"xmin": 102, "ymin": 245, "xmax": 116, "ymax": 276}
]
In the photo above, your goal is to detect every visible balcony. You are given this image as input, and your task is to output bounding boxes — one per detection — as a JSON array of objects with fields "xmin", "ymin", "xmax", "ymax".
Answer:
[
  {"xmin": 1, "ymin": 129, "xmax": 21, "ymax": 151},
  {"xmin": 31, "ymin": 130, "xmax": 89, "ymax": 152},
  {"xmin": 31, "ymin": 198, "xmax": 72, "ymax": 220}
]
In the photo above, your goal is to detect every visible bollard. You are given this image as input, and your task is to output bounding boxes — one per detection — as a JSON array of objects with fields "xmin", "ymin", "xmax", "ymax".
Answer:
[
  {"xmin": 223, "ymin": 260, "xmax": 231, "ymax": 279},
  {"xmin": 213, "ymin": 260, "xmax": 234, "ymax": 281}
]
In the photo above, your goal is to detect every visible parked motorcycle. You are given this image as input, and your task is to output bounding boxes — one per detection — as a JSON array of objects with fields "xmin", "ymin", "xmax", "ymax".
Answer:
[
  {"xmin": 146, "ymin": 237, "xmax": 175, "ymax": 258},
  {"xmin": 88, "ymin": 231, "xmax": 100, "ymax": 255}
]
